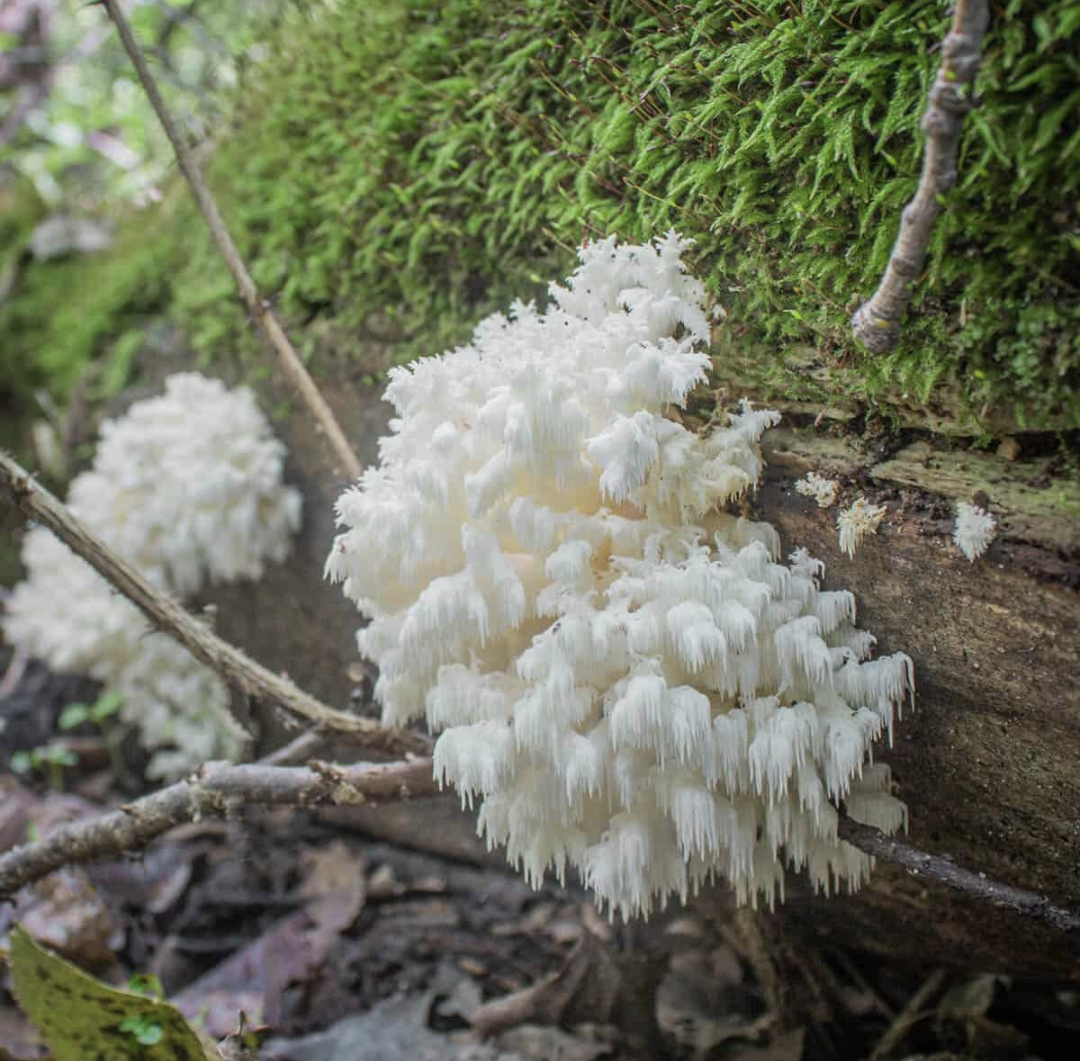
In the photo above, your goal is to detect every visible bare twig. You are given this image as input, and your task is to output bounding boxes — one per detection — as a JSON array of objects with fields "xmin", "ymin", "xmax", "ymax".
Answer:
[
  {"xmin": 0, "ymin": 452, "xmax": 427, "ymax": 757},
  {"xmin": 259, "ymin": 721, "xmax": 421, "ymax": 766},
  {"xmin": 259, "ymin": 730, "xmax": 326, "ymax": 767},
  {"xmin": 0, "ymin": 757, "xmax": 436, "ymax": 896},
  {"xmin": 851, "ymin": 0, "xmax": 989, "ymax": 353},
  {"xmin": 838, "ymin": 816, "xmax": 1080, "ymax": 934},
  {"xmin": 869, "ymin": 968, "xmax": 946, "ymax": 1061},
  {"xmin": 100, "ymin": 0, "xmax": 363, "ymax": 481}
]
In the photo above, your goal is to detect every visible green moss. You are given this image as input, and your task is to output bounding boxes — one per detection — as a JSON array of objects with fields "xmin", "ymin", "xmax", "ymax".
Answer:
[
  {"xmin": 0, "ymin": 178, "xmax": 46, "ymax": 257},
  {"xmin": 0, "ymin": 192, "xmax": 189, "ymax": 417},
  {"xmin": 166, "ymin": 0, "xmax": 1078, "ymax": 429},
  {"xmin": 5, "ymin": 0, "xmax": 1079, "ymax": 431}
]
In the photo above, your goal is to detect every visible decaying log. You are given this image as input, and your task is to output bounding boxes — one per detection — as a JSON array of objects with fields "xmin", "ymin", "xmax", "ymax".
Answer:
[
  {"xmin": 216, "ymin": 368, "xmax": 1080, "ymax": 976},
  {"xmin": 7, "ymin": 355, "xmax": 1076, "ymax": 978},
  {"xmin": 745, "ymin": 437, "xmax": 1080, "ymax": 980}
]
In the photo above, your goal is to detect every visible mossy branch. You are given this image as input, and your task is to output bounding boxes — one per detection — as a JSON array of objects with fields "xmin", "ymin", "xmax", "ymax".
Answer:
[
  {"xmin": 0, "ymin": 756, "xmax": 436, "ymax": 896},
  {"xmin": 100, "ymin": 0, "xmax": 363, "ymax": 481},
  {"xmin": 851, "ymin": 0, "xmax": 990, "ymax": 353},
  {"xmin": 0, "ymin": 451, "xmax": 427, "ymax": 757}
]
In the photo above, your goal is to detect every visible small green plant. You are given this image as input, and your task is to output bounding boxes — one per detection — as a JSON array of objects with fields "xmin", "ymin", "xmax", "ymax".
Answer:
[
  {"xmin": 57, "ymin": 690, "xmax": 124, "ymax": 732},
  {"xmin": 126, "ymin": 973, "xmax": 165, "ymax": 1001},
  {"xmin": 10, "ymin": 745, "xmax": 79, "ymax": 793},
  {"xmin": 9, "ymin": 692, "xmax": 126, "ymax": 792},
  {"xmin": 58, "ymin": 689, "xmax": 130, "ymax": 785},
  {"xmin": 118, "ymin": 1013, "xmax": 164, "ymax": 1047}
]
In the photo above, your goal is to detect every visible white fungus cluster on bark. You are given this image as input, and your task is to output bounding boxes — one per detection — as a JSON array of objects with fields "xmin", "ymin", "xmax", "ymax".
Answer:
[
  {"xmin": 795, "ymin": 471, "xmax": 840, "ymax": 509},
  {"xmin": 953, "ymin": 502, "xmax": 996, "ymax": 562},
  {"xmin": 3, "ymin": 374, "xmax": 301, "ymax": 778},
  {"xmin": 327, "ymin": 235, "xmax": 913, "ymax": 918},
  {"xmin": 837, "ymin": 497, "xmax": 887, "ymax": 560}
]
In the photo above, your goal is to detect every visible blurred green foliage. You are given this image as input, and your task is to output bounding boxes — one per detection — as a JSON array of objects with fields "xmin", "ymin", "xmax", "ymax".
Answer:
[
  {"xmin": 1, "ymin": 0, "xmax": 278, "ymax": 207},
  {"xmin": 3, "ymin": 0, "xmax": 1079, "ymax": 431},
  {"xmin": 0, "ymin": 0, "xmax": 280, "ymax": 423}
]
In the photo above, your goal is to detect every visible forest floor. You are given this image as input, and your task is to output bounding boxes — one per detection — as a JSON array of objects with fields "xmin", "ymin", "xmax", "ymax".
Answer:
[{"xmin": 2, "ymin": 653, "xmax": 1079, "ymax": 1061}]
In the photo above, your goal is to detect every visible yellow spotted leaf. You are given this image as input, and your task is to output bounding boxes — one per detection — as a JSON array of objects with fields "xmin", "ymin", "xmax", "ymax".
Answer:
[{"xmin": 7, "ymin": 925, "xmax": 220, "ymax": 1061}]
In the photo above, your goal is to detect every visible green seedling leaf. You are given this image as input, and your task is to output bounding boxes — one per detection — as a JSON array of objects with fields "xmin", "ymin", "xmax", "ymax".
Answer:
[
  {"xmin": 119, "ymin": 1014, "xmax": 164, "ymax": 1046},
  {"xmin": 42, "ymin": 746, "xmax": 79, "ymax": 767},
  {"xmin": 58, "ymin": 704, "xmax": 90, "ymax": 731},
  {"xmin": 90, "ymin": 691, "xmax": 124, "ymax": 723},
  {"xmin": 127, "ymin": 972, "xmax": 165, "ymax": 1000},
  {"xmin": 8, "ymin": 925, "xmax": 221, "ymax": 1061},
  {"xmin": 9, "ymin": 751, "xmax": 32, "ymax": 775}
]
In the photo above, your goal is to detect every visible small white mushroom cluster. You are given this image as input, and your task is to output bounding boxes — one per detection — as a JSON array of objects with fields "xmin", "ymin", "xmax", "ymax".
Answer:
[
  {"xmin": 953, "ymin": 501, "xmax": 996, "ymax": 562},
  {"xmin": 67, "ymin": 373, "xmax": 302, "ymax": 596},
  {"xmin": 327, "ymin": 234, "xmax": 913, "ymax": 918},
  {"xmin": 837, "ymin": 497, "xmax": 887, "ymax": 559},
  {"xmin": 794, "ymin": 471, "xmax": 839, "ymax": 509},
  {"xmin": 3, "ymin": 374, "xmax": 301, "ymax": 779}
]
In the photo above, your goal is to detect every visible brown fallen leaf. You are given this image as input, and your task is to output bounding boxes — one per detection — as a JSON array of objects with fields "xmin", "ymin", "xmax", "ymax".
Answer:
[
  {"xmin": 299, "ymin": 841, "xmax": 366, "ymax": 902},
  {"xmin": 174, "ymin": 842, "xmax": 367, "ymax": 1037},
  {"xmin": 0, "ymin": 782, "xmax": 96, "ymax": 856},
  {"xmin": 299, "ymin": 841, "xmax": 368, "ymax": 954},
  {"xmin": 656, "ymin": 947, "xmax": 769, "ymax": 1060},
  {"xmin": 87, "ymin": 840, "xmax": 199, "ymax": 916},
  {"xmin": 723, "ymin": 1027, "xmax": 805, "ymax": 1061},
  {"xmin": 15, "ymin": 867, "xmax": 121, "ymax": 970},
  {"xmin": 495, "ymin": 1023, "xmax": 617, "ymax": 1061},
  {"xmin": 579, "ymin": 902, "xmax": 615, "ymax": 943},
  {"xmin": 172, "ymin": 909, "xmax": 310, "ymax": 1037}
]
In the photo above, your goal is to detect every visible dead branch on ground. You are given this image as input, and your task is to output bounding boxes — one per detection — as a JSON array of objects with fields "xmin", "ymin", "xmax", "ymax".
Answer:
[
  {"xmin": 0, "ymin": 452, "xmax": 427, "ymax": 757},
  {"xmin": 0, "ymin": 757, "xmax": 436, "ymax": 896}
]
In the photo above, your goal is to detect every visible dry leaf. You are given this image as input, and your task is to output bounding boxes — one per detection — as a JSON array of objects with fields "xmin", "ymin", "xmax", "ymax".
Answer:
[
  {"xmin": 16, "ymin": 868, "xmax": 120, "ymax": 970},
  {"xmin": 174, "ymin": 843, "xmax": 366, "ymax": 1036}
]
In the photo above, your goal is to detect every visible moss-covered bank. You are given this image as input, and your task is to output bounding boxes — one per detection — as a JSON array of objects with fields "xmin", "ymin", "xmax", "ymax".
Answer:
[{"xmin": 3, "ymin": 0, "xmax": 1079, "ymax": 432}]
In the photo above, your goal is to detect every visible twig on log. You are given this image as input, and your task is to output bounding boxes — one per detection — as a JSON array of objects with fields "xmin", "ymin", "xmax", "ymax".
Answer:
[
  {"xmin": 851, "ymin": 0, "xmax": 989, "ymax": 353},
  {"xmin": 0, "ymin": 757, "xmax": 436, "ymax": 896},
  {"xmin": 839, "ymin": 816, "xmax": 1080, "ymax": 934},
  {"xmin": 259, "ymin": 730, "xmax": 326, "ymax": 767},
  {"xmin": 0, "ymin": 452, "xmax": 427, "ymax": 757},
  {"xmin": 100, "ymin": 0, "xmax": 362, "ymax": 481}
]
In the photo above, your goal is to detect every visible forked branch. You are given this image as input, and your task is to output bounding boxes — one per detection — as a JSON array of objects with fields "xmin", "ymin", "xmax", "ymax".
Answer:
[
  {"xmin": 0, "ymin": 452, "xmax": 427, "ymax": 757},
  {"xmin": 0, "ymin": 757, "xmax": 436, "ymax": 896},
  {"xmin": 851, "ymin": 0, "xmax": 990, "ymax": 353},
  {"xmin": 100, "ymin": 0, "xmax": 362, "ymax": 480}
]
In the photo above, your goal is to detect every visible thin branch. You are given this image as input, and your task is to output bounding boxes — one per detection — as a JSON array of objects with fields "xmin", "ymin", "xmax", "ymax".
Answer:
[
  {"xmin": 0, "ymin": 452, "xmax": 427, "ymax": 758},
  {"xmin": 100, "ymin": 0, "xmax": 363, "ymax": 481},
  {"xmin": 838, "ymin": 816, "xmax": 1080, "ymax": 934},
  {"xmin": 0, "ymin": 757, "xmax": 436, "ymax": 896},
  {"xmin": 851, "ymin": 0, "xmax": 989, "ymax": 353}
]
